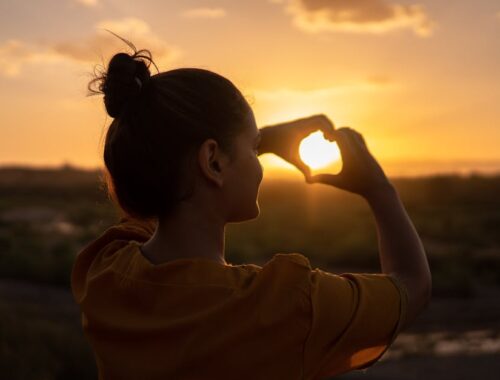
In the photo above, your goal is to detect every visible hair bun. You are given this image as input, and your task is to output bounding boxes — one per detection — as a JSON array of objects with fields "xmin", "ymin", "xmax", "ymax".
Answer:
[
  {"xmin": 87, "ymin": 33, "xmax": 158, "ymax": 118},
  {"xmin": 101, "ymin": 52, "xmax": 151, "ymax": 118}
]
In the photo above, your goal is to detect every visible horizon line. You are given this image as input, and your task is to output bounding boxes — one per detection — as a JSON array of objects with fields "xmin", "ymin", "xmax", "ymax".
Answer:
[{"xmin": 2, "ymin": 160, "xmax": 500, "ymax": 180}]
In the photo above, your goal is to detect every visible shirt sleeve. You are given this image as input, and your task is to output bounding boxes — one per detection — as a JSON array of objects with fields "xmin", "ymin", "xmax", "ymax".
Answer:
[{"xmin": 303, "ymin": 269, "xmax": 408, "ymax": 380}]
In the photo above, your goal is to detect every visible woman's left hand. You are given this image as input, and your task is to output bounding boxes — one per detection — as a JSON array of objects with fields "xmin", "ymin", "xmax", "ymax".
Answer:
[{"xmin": 258, "ymin": 114, "xmax": 336, "ymax": 181}]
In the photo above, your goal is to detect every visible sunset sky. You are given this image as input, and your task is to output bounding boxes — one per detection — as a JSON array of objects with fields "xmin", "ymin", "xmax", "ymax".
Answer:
[{"xmin": 1, "ymin": 0, "xmax": 499, "ymax": 177}]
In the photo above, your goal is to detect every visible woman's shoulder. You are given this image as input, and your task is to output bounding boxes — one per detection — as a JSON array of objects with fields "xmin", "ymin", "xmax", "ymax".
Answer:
[
  {"xmin": 269, "ymin": 252, "xmax": 311, "ymax": 268},
  {"xmin": 248, "ymin": 253, "xmax": 313, "ymax": 294}
]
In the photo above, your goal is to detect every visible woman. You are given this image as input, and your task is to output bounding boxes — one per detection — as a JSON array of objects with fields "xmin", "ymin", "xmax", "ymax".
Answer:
[{"xmin": 72, "ymin": 36, "xmax": 431, "ymax": 380}]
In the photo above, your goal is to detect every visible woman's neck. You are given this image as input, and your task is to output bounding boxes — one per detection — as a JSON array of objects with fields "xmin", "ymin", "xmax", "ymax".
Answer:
[{"xmin": 140, "ymin": 203, "xmax": 227, "ymax": 265}]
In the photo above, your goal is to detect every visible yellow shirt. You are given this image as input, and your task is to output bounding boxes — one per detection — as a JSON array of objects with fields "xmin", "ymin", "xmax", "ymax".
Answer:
[{"xmin": 71, "ymin": 216, "xmax": 407, "ymax": 380}]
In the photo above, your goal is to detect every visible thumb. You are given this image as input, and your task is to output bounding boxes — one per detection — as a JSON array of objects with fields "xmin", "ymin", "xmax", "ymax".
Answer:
[
  {"xmin": 293, "ymin": 160, "xmax": 311, "ymax": 180},
  {"xmin": 308, "ymin": 173, "xmax": 341, "ymax": 187}
]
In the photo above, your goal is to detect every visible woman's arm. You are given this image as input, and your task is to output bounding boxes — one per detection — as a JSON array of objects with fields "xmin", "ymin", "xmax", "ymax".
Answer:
[
  {"xmin": 365, "ymin": 183, "xmax": 432, "ymax": 330},
  {"xmin": 257, "ymin": 126, "xmax": 275, "ymax": 156},
  {"xmin": 309, "ymin": 127, "xmax": 432, "ymax": 331}
]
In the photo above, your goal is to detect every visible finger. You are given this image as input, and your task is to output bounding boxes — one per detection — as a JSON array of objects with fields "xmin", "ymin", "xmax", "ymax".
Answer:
[
  {"xmin": 297, "ymin": 114, "xmax": 336, "ymax": 140},
  {"xmin": 344, "ymin": 128, "xmax": 370, "ymax": 154},
  {"xmin": 292, "ymin": 159, "xmax": 311, "ymax": 179},
  {"xmin": 306, "ymin": 114, "xmax": 336, "ymax": 140},
  {"xmin": 315, "ymin": 114, "xmax": 336, "ymax": 141},
  {"xmin": 332, "ymin": 128, "xmax": 357, "ymax": 159},
  {"xmin": 346, "ymin": 128, "xmax": 366, "ymax": 146},
  {"xmin": 343, "ymin": 127, "xmax": 360, "ymax": 146},
  {"xmin": 308, "ymin": 173, "xmax": 341, "ymax": 187}
]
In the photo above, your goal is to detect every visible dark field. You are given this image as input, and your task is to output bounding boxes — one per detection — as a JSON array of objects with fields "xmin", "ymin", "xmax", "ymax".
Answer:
[{"xmin": 0, "ymin": 165, "xmax": 499, "ymax": 379}]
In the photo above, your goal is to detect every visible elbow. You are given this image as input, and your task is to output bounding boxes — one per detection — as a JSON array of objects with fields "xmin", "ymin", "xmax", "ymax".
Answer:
[
  {"xmin": 421, "ymin": 273, "xmax": 433, "ymax": 310},
  {"xmin": 413, "ymin": 272, "xmax": 433, "ymax": 318},
  {"xmin": 394, "ymin": 271, "xmax": 432, "ymax": 330}
]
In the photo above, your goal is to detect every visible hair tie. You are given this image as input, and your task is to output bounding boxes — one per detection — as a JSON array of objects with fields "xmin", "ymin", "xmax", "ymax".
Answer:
[{"xmin": 134, "ymin": 76, "xmax": 143, "ymax": 89}]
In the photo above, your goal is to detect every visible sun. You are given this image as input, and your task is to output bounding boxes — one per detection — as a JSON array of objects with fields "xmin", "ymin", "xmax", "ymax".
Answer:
[{"xmin": 299, "ymin": 131, "xmax": 341, "ymax": 170}]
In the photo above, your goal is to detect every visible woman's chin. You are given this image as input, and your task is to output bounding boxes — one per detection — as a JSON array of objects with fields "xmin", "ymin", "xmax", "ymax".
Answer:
[
  {"xmin": 229, "ymin": 203, "xmax": 260, "ymax": 222},
  {"xmin": 248, "ymin": 203, "xmax": 260, "ymax": 219}
]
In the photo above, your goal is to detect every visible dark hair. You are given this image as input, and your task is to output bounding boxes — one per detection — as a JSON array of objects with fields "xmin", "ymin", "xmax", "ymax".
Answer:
[{"xmin": 88, "ymin": 32, "xmax": 252, "ymax": 220}]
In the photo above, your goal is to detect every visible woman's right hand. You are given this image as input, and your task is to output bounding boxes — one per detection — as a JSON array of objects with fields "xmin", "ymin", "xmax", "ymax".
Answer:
[{"xmin": 307, "ymin": 127, "xmax": 393, "ymax": 199}]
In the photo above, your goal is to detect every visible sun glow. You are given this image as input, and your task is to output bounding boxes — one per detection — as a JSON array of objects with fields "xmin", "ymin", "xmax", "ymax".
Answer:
[{"xmin": 299, "ymin": 131, "xmax": 341, "ymax": 170}]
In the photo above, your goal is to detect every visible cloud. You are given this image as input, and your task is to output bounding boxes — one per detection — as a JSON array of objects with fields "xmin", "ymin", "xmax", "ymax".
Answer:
[
  {"xmin": 0, "ymin": 18, "xmax": 181, "ymax": 77},
  {"xmin": 248, "ymin": 79, "xmax": 399, "ymax": 105},
  {"xmin": 272, "ymin": 0, "xmax": 436, "ymax": 37},
  {"xmin": 0, "ymin": 40, "xmax": 66, "ymax": 77},
  {"xmin": 181, "ymin": 7, "xmax": 227, "ymax": 19},
  {"xmin": 53, "ymin": 18, "xmax": 181, "ymax": 65},
  {"xmin": 75, "ymin": 0, "xmax": 99, "ymax": 7},
  {"xmin": 365, "ymin": 74, "xmax": 392, "ymax": 85}
]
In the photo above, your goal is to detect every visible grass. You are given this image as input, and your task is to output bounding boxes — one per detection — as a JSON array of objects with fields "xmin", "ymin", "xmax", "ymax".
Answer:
[{"xmin": 0, "ymin": 281, "xmax": 97, "ymax": 379}]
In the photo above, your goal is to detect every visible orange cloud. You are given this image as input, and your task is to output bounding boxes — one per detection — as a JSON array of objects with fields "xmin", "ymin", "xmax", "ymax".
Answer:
[
  {"xmin": 0, "ymin": 40, "xmax": 65, "ymax": 77},
  {"xmin": 251, "ymin": 80, "xmax": 397, "ymax": 101},
  {"xmin": 273, "ymin": 0, "xmax": 436, "ymax": 37},
  {"xmin": 75, "ymin": 0, "xmax": 99, "ymax": 7},
  {"xmin": 0, "ymin": 18, "xmax": 181, "ymax": 77},
  {"xmin": 53, "ymin": 18, "xmax": 181, "ymax": 66},
  {"xmin": 181, "ymin": 7, "xmax": 227, "ymax": 19},
  {"xmin": 365, "ymin": 74, "xmax": 392, "ymax": 85}
]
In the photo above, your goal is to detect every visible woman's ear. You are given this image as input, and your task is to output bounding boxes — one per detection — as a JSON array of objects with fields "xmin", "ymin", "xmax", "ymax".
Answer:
[{"xmin": 198, "ymin": 138, "xmax": 226, "ymax": 188}]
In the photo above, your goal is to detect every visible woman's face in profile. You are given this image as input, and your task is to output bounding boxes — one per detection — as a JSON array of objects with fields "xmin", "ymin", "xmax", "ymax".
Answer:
[{"xmin": 225, "ymin": 109, "xmax": 264, "ymax": 223}]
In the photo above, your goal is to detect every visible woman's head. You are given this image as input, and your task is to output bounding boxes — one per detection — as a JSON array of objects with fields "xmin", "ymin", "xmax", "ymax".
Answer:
[{"xmin": 88, "ymin": 36, "xmax": 263, "ymax": 223}]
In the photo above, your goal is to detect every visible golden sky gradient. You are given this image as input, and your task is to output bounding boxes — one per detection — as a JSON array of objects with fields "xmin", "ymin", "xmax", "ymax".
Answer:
[{"xmin": 1, "ymin": 0, "xmax": 499, "ymax": 177}]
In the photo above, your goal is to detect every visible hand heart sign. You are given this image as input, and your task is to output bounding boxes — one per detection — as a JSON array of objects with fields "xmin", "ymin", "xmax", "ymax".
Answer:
[{"xmin": 299, "ymin": 131, "xmax": 342, "ymax": 174}]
